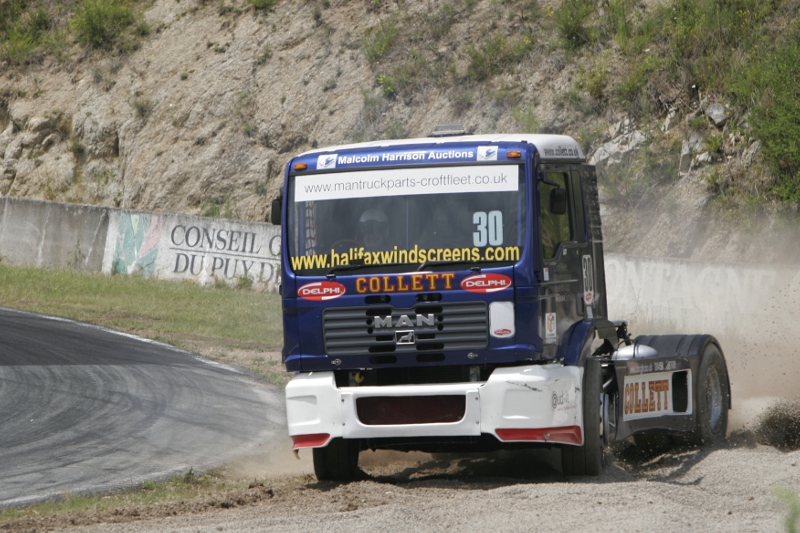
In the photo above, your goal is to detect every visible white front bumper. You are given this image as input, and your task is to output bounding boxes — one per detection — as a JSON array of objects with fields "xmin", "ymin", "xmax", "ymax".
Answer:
[{"xmin": 286, "ymin": 364, "xmax": 584, "ymax": 448}]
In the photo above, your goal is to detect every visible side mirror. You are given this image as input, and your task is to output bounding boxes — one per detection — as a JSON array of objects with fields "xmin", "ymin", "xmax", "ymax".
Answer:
[
  {"xmin": 550, "ymin": 187, "xmax": 567, "ymax": 215},
  {"xmin": 269, "ymin": 197, "xmax": 282, "ymax": 225}
]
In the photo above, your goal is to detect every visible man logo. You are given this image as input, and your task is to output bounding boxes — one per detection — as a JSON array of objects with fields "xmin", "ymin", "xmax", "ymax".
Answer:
[
  {"xmin": 317, "ymin": 154, "xmax": 337, "ymax": 169},
  {"xmin": 374, "ymin": 313, "xmax": 435, "ymax": 329},
  {"xmin": 477, "ymin": 146, "xmax": 498, "ymax": 161},
  {"xmin": 395, "ymin": 330, "xmax": 415, "ymax": 345}
]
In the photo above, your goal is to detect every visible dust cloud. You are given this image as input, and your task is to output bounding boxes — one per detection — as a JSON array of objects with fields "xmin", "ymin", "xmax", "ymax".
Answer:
[
  {"xmin": 223, "ymin": 438, "xmax": 314, "ymax": 480},
  {"xmin": 605, "ymin": 252, "xmax": 800, "ymax": 431},
  {"xmin": 244, "ymin": 251, "xmax": 800, "ymax": 481}
]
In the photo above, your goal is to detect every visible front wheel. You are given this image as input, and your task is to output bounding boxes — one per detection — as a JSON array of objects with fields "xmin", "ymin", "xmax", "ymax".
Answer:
[
  {"xmin": 313, "ymin": 438, "xmax": 360, "ymax": 482},
  {"xmin": 561, "ymin": 357, "xmax": 604, "ymax": 476},
  {"xmin": 687, "ymin": 343, "xmax": 730, "ymax": 445}
]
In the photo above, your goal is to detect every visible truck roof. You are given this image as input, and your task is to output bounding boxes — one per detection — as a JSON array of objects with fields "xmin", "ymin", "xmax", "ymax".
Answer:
[{"xmin": 297, "ymin": 134, "xmax": 585, "ymax": 163}]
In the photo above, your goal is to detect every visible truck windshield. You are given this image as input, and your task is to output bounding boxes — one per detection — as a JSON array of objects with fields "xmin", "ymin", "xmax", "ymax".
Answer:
[{"xmin": 287, "ymin": 164, "xmax": 526, "ymax": 275}]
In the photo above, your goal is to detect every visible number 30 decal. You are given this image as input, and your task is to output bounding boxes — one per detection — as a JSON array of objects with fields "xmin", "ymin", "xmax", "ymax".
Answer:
[{"xmin": 473, "ymin": 211, "xmax": 503, "ymax": 247}]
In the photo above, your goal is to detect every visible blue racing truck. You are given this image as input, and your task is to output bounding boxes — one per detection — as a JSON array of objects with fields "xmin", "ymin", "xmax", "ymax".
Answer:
[{"xmin": 270, "ymin": 128, "xmax": 730, "ymax": 480}]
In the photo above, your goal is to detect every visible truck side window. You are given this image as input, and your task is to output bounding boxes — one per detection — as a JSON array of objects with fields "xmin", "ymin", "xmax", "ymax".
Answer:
[{"xmin": 539, "ymin": 171, "xmax": 573, "ymax": 259}]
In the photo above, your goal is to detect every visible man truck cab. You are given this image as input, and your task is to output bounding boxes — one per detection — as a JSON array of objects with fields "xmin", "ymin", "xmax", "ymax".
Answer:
[{"xmin": 270, "ymin": 131, "xmax": 730, "ymax": 480}]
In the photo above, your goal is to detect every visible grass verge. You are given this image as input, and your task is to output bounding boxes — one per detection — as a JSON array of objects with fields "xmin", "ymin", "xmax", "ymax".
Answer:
[
  {"xmin": 0, "ymin": 469, "xmax": 277, "ymax": 524},
  {"xmin": 0, "ymin": 263, "xmax": 286, "ymax": 384}
]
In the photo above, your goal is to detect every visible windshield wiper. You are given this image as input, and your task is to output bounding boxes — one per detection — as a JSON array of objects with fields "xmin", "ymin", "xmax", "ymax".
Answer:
[
  {"xmin": 326, "ymin": 263, "xmax": 367, "ymax": 278},
  {"xmin": 327, "ymin": 262, "xmax": 413, "ymax": 278},
  {"xmin": 326, "ymin": 260, "xmax": 482, "ymax": 278},
  {"xmin": 417, "ymin": 260, "xmax": 481, "ymax": 272}
]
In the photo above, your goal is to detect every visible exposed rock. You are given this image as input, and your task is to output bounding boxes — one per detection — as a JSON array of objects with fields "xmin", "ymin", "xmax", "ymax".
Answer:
[
  {"xmin": 21, "ymin": 131, "xmax": 43, "ymax": 148},
  {"xmin": 589, "ymin": 129, "xmax": 647, "ymax": 167},
  {"xmin": 4, "ymin": 137, "xmax": 22, "ymax": 161},
  {"xmin": 0, "ymin": 0, "xmax": 777, "ymax": 232},
  {"xmin": 743, "ymin": 140, "xmax": 761, "ymax": 166},
  {"xmin": 27, "ymin": 116, "xmax": 53, "ymax": 133},
  {"xmin": 687, "ymin": 131, "xmax": 704, "ymax": 153},
  {"xmin": 2, "ymin": 159, "xmax": 19, "ymax": 195},
  {"xmin": 41, "ymin": 133, "xmax": 60, "ymax": 151},
  {"xmin": 705, "ymin": 103, "xmax": 730, "ymax": 128},
  {"xmin": 0, "ymin": 122, "xmax": 16, "ymax": 156},
  {"xmin": 695, "ymin": 152, "xmax": 714, "ymax": 166},
  {"xmin": 679, "ymin": 140, "xmax": 692, "ymax": 174},
  {"xmin": 661, "ymin": 108, "xmax": 678, "ymax": 132}
]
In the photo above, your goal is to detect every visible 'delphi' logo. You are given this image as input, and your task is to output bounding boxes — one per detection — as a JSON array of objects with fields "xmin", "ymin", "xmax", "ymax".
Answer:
[
  {"xmin": 317, "ymin": 154, "xmax": 337, "ymax": 169},
  {"xmin": 298, "ymin": 281, "xmax": 346, "ymax": 301},
  {"xmin": 477, "ymin": 146, "xmax": 498, "ymax": 161},
  {"xmin": 461, "ymin": 273, "xmax": 512, "ymax": 293}
]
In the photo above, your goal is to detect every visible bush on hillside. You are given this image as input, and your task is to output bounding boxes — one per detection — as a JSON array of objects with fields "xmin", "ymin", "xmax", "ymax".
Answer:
[
  {"xmin": 0, "ymin": 3, "xmax": 52, "ymax": 64},
  {"xmin": 72, "ymin": 0, "xmax": 135, "ymax": 50},
  {"xmin": 732, "ymin": 25, "xmax": 800, "ymax": 203}
]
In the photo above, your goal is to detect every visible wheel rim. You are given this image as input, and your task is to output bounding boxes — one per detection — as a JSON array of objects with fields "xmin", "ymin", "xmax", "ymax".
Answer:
[{"xmin": 705, "ymin": 365, "xmax": 723, "ymax": 431}]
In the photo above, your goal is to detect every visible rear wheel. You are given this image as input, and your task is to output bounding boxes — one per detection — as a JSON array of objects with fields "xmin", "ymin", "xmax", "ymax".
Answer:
[
  {"xmin": 313, "ymin": 438, "xmax": 360, "ymax": 481},
  {"xmin": 687, "ymin": 343, "xmax": 729, "ymax": 445},
  {"xmin": 562, "ymin": 357, "xmax": 603, "ymax": 476}
]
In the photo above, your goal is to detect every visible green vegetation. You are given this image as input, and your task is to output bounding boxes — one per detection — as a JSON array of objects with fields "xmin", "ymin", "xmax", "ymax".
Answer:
[
  {"xmin": 553, "ymin": 0, "xmax": 595, "ymax": 49},
  {"xmin": 357, "ymin": 0, "xmax": 799, "ymax": 205},
  {"xmin": 362, "ymin": 22, "xmax": 396, "ymax": 63},
  {"xmin": 0, "ymin": 0, "xmax": 148, "ymax": 63},
  {"xmin": 775, "ymin": 487, "xmax": 800, "ymax": 533},
  {"xmin": 72, "ymin": 0, "xmax": 136, "ymax": 50},
  {"xmin": 0, "ymin": 469, "xmax": 235, "ymax": 523},
  {"xmin": 0, "ymin": 262, "xmax": 283, "ymax": 368},
  {"xmin": 548, "ymin": 0, "xmax": 800, "ymax": 203},
  {"xmin": 1, "ymin": 0, "xmax": 799, "ymax": 207},
  {"xmin": 250, "ymin": 0, "xmax": 279, "ymax": 11},
  {"xmin": 731, "ymin": 24, "xmax": 800, "ymax": 202},
  {"xmin": 466, "ymin": 34, "xmax": 535, "ymax": 82},
  {"xmin": 0, "ymin": 1, "xmax": 57, "ymax": 64}
]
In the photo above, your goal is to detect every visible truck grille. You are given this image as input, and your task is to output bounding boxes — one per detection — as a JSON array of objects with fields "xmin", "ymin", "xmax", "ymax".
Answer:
[
  {"xmin": 356, "ymin": 396, "xmax": 466, "ymax": 425},
  {"xmin": 323, "ymin": 302, "xmax": 488, "ymax": 357}
]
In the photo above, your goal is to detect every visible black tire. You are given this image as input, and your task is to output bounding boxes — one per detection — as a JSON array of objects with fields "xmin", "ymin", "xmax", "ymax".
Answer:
[
  {"xmin": 562, "ymin": 357, "xmax": 603, "ymax": 476},
  {"xmin": 686, "ymin": 343, "xmax": 729, "ymax": 445},
  {"xmin": 313, "ymin": 438, "xmax": 360, "ymax": 482}
]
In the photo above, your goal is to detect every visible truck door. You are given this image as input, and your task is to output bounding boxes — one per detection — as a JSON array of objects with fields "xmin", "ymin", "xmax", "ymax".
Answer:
[{"xmin": 537, "ymin": 165, "xmax": 591, "ymax": 358}]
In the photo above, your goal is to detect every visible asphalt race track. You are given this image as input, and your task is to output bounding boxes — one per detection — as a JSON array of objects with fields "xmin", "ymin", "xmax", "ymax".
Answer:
[{"xmin": 0, "ymin": 307, "xmax": 286, "ymax": 508}]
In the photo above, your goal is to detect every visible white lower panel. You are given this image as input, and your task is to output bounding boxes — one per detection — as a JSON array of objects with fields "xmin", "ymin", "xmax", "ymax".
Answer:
[{"xmin": 285, "ymin": 364, "xmax": 584, "ymax": 446}]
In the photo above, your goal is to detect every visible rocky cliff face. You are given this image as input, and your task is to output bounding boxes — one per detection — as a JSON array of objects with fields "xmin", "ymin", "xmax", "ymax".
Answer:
[
  {"xmin": 1, "ymin": 1, "xmax": 381, "ymax": 220},
  {"xmin": 0, "ymin": 0, "xmax": 793, "ymax": 264}
]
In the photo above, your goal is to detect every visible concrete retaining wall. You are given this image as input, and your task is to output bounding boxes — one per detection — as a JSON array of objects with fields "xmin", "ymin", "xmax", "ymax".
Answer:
[
  {"xmin": 101, "ymin": 210, "xmax": 281, "ymax": 290},
  {"xmin": 0, "ymin": 197, "xmax": 109, "ymax": 271},
  {"xmin": 0, "ymin": 197, "xmax": 281, "ymax": 291},
  {"xmin": 605, "ymin": 252, "xmax": 799, "ymax": 337}
]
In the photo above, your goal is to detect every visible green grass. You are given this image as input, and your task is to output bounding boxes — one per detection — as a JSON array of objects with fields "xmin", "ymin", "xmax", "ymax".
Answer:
[
  {"xmin": 72, "ymin": 0, "xmax": 136, "ymax": 50},
  {"xmin": 0, "ymin": 263, "xmax": 283, "ymax": 356},
  {"xmin": 362, "ymin": 21, "xmax": 396, "ymax": 63},
  {"xmin": 553, "ymin": 0, "xmax": 596, "ymax": 49},
  {"xmin": 0, "ymin": 469, "xmax": 237, "ymax": 523},
  {"xmin": 1, "ymin": 0, "xmax": 149, "ymax": 62},
  {"xmin": 545, "ymin": 0, "xmax": 800, "ymax": 204},
  {"xmin": 250, "ymin": 0, "xmax": 279, "ymax": 11},
  {"xmin": 0, "ymin": 2, "xmax": 53, "ymax": 64},
  {"xmin": 465, "ymin": 33, "xmax": 535, "ymax": 81}
]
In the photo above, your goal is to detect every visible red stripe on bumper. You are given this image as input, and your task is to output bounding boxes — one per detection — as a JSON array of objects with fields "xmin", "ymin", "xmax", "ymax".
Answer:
[
  {"xmin": 291, "ymin": 433, "xmax": 331, "ymax": 449},
  {"xmin": 495, "ymin": 426, "xmax": 582, "ymax": 445}
]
